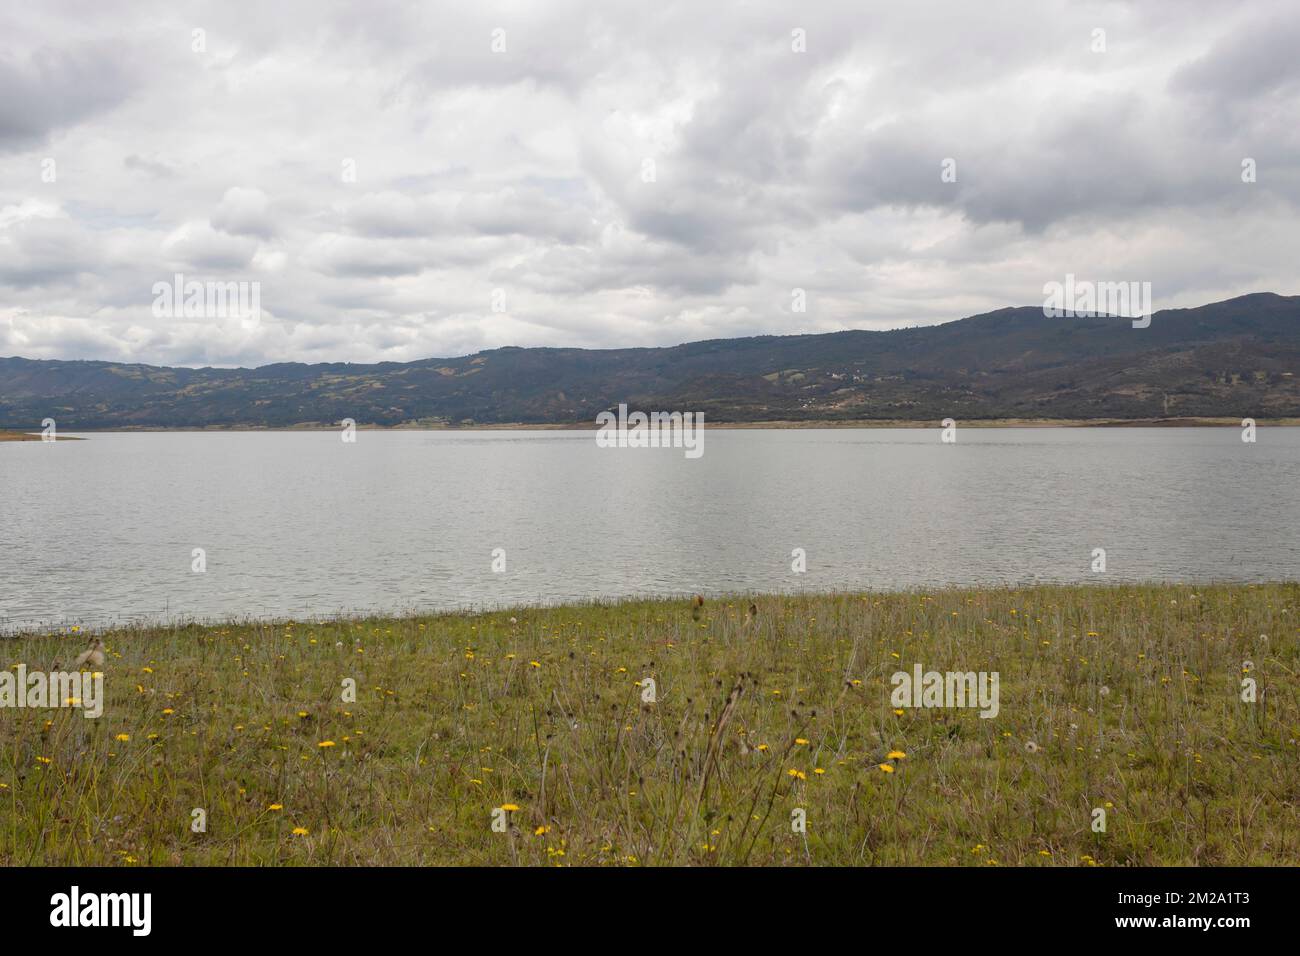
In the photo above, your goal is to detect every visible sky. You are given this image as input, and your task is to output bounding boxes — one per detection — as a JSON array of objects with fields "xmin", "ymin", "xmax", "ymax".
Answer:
[{"xmin": 1, "ymin": 0, "xmax": 1298, "ymax": 368}]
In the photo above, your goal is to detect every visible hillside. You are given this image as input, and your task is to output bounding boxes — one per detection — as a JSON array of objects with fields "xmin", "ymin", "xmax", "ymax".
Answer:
[{"xmin": 1, "ymin": 293, "xmax": 1297, "ymax": 427}]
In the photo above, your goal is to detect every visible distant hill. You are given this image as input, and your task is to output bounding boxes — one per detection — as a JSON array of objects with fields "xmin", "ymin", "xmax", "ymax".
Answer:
[{"xmin": 2, "ymin": 293, "xmax": 1298, "ymax": 427}]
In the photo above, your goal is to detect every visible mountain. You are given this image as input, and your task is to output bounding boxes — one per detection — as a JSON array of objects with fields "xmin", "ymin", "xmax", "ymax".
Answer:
[{"xmin": 2, "ymin": 293, "xmax": 1298, "ymax": 428}]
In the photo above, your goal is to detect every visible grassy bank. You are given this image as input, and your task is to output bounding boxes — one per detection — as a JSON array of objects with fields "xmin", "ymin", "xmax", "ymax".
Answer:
[
  {"xmin": 3, "ymin": 583, "xmax": 1298, "ymax": 866},
  {"xmin": 0, "ymin": 430, "xmax": 82, "ymax": 442}
]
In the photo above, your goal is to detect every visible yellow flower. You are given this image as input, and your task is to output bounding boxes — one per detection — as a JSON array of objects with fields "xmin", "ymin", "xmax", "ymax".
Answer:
[
  {"xmin": 318, "ymin": 740, "xmax": 337, "ymax": 748},
  {"xmin": 893, "ymin": 708, "xmax": 905, "ymax": 716},
  {"xmin": 161, "ymin": 708, "xmax": 174, "ymax": 715},
  {"xmin": 813, "ymin": 767, "xmax": 826, "ymax": 775},
  {"xmin": 887, "ymin": 750, "xmax": 906, "ymax": 760},
  {"xmin": 787, "ymin": 769, "xmax": 806, "ymax": 780},
  {"xmin": 878, "ymin": 763, "xmax": 895, "ymax": 773},
  {"xmin": 115, "ymin": 733, "xmax": 130, "ymax": 742},
  {"xmin": 534, "ymin": 826, "xmax": 550, "ymax": 836},
  {"xmin": 500, "ymin": 803, "xmax": 520, "ymax": 812},
  {"xmin": 529, "ymin": 661, "xmax": 541, "ymax": 668},
  {"xmin": 794, "ymin": 738, "xmax": 809, "ymax": 745},
  {"xmin": 291, "ymin": 827, "xmax": 309, "ymax": 836},
  {"xmin": 268, "ymin": 804, "xmax": 283, "ymax": 811}
]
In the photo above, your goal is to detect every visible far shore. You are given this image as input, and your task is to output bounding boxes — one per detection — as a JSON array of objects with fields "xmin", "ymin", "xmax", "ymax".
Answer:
[
  {"xmin": 0, "ymin": 430, "xmax": 83, "ymax": 442},
  {"xmin": 3, "ymin": 416, "xmax": 1296, "ymax": 436}
]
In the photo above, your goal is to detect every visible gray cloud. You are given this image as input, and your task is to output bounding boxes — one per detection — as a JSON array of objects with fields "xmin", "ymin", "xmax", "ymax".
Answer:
[
  {"xmin": 0, "ymin": 0, "xmax": 1297, "ymax": 367},
  {"xmin": 0, "ymin": 44, "xmax": 139, "ymax": 151}
]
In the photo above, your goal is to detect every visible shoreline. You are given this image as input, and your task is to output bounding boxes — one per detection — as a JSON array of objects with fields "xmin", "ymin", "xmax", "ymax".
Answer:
[
  {"xmin": 0, "ymin": 430, "xmax": 83, "ymax": 442},
  {"xmin": 3, "ymin": 416, "xmax": 1296, "ymax": 435},
  {"xmin": 6, "ymin": 578, "xmax": 1295, "ymax": 639}
]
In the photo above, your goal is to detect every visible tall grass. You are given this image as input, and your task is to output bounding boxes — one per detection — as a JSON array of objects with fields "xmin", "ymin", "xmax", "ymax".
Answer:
[{"xmin": 2, "ymin": 582, "xmax": 1297, "ymax": 865}]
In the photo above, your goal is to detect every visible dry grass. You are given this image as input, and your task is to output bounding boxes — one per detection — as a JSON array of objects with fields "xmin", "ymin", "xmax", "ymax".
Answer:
[{"xmin": 2, "ymin": 582, "xmax": 1298, "ymax": 866}]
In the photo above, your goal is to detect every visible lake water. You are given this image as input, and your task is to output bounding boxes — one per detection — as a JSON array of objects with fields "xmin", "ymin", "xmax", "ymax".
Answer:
[{"xmin": 2, "ymin": 428, "xmax": 1297, "ymax": 632}]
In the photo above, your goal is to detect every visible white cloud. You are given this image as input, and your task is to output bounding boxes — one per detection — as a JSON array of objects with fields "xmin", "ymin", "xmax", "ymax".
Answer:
[{"xmin": 0, "ymin": 0, "xmax": 1296, "ymax": 367}]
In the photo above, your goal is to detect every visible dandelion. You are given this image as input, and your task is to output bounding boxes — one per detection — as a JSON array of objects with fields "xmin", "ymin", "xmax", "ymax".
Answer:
[
  {"xmin": 534, "ymin": 826, "xmax": 549, "ymax": 836},
  {"xmin": 813, "ymin": 767, "xmax": 826, "ymax": 775},
  {"xmin": 794, "ymin": 738, "xmax": 809, "ymax": 745},
  {"xmin": 500, "ymin": 803, "xmax": 520, "ymax": 812},
  {"xmin": 268, "ymin": 804, "xmax": 283, "ymax": 811},
  {"xmin": 887, "ymin": 750, "xmax": 906, "ymax": 760},
  {"xmin": 291, "ymin": 827, "xmax": 309, "ymax": 836},
  {"xmin": 787, "ymin": 769, "xmax": 806, "ymax": 780},
  {"xmin": 893, "ymin": 708, "xmax": 904, "ymax": 716},
  {"xmin": 162, "ymin": 708, "xmax": 174, "ymax": 715},
  {"xmin": 878, "ymin": 763, "xmax": 895, "ymax": 773},
  {"xmin": 529, "ymin": 661, "xmax": 541, "ymax": 669},
  {"xmin": 318, "ymin": 740, "xmax": 336, "ymax": 748},
  {"xmin": 115, "ymin": 733, "xmax": 130, "ymax": 742}
]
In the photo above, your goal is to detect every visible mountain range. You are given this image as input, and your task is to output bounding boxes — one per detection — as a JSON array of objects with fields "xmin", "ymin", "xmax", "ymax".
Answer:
[{"xmin": 2, "ymin": 293, "xmax": 1298, "ymax": 428}]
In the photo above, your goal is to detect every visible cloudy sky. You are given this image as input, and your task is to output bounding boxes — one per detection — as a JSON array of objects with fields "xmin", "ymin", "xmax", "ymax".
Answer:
[{"xmin": 1, "ymin": 0, "xmax": 1298, "ymax": 367}]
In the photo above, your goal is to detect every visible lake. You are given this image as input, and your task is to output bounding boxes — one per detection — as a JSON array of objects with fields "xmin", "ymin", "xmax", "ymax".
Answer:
[{"xmin": 2, "ymin": 428, "xmax": 1297, "ymax": 632}]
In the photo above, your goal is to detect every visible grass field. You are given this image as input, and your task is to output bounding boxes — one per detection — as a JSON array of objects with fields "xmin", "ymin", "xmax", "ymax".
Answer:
[{"xmin": 3, "ymin": 583, "xmax": 1298, "ymax": 866}]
